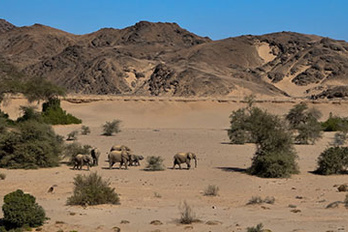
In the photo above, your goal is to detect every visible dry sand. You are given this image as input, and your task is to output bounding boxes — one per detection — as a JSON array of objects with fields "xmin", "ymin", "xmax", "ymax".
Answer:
[{"xmin": 1, "ymin": 96, "xmax": 348, "ymax": 232}]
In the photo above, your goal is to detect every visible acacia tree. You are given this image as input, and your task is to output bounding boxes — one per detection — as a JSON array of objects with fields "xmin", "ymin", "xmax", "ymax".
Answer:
[
  {"xmin": 228, "ymin": 103, "xmax": 299, "ymax": 178},
  {"xmin": 285, "ymin": 103, "xmax": 322, "ymax": 144}
]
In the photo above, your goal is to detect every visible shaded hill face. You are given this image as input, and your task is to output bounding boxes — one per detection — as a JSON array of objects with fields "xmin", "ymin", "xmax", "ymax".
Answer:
[{"xmin": 1, "ymin": 19, "xmax": 348, "ymax": 99}]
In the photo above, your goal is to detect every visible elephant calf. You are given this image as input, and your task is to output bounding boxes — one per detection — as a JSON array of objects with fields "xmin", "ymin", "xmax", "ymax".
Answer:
[
  {"xmin": 73, "ymin": 154, "xmax": 92, "ymax": 170},
  {"xmin": 108, "ymin": 150, "xmax": 130, "ymax": 170},
  {"xmin": 129, "ymin": 154, "xmax": 144, "ymax": 166},
  {"xmin": 173, "ymin": 152, "xmax": 197, "ymax": 170}
]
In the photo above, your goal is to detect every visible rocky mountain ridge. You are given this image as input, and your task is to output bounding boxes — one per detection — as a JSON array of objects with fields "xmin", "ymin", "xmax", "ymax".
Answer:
[{"xmin": 1, "ymin": 19, "xmax": 348, "ymax": 99}]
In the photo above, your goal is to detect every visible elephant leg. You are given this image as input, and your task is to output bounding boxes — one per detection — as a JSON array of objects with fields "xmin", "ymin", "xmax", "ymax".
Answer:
[
  {"xmin": 178, "ymin": 163, "xmax": 182, "ymax": 169},
  {"xmin": 124, "ymin": 159, "xmax": 128, "ymax": 170},
  {"xmin": 109, "ymin": 161, "xmax": 114, "ymax": 169},
  {"xmin": 186, "ymin": 161, "xmax": 191, "ymax": 170}
]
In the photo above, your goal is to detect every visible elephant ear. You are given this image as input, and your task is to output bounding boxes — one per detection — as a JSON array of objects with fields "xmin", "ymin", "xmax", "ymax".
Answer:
[{"xmin": 186, "ymin": 153, "xmax": 192, "ymax": 159}]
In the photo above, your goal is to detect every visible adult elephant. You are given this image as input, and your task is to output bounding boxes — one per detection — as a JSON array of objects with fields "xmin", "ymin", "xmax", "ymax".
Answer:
[
  {"xmin": 110, "ymin": 145, "xmax": 131, "ymax": 152},
  {"xmin": 108, "ymin": 149, "xmax": 130, "ymax": 170},
  {"xmin": 173, "ymin": 152, "xmax": 197, "ymax": 170},
  {"xmin": 72, "ymin": 154, "xmax": 92, "ymax": 170},
  {"xmin": 91, "ymin": 147, "xmax": 100, "ymax": 166}
]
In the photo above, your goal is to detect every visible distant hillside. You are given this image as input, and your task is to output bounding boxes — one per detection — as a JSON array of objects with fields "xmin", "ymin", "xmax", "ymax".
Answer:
[{"xmin": 0, "ymin": 19, "xmax": 348, "ymax": 99}]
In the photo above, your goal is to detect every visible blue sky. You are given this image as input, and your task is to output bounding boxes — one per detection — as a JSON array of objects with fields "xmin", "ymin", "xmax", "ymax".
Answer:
[{"xmin": 1, "ymin": 0, "xmax": 347, "ymax": 41}]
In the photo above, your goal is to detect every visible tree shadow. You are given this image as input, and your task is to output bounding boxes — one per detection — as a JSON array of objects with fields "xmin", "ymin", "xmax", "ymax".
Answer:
[{"xmin": 216, "ymin": 166, "xmax": 248, "ymax": 174}]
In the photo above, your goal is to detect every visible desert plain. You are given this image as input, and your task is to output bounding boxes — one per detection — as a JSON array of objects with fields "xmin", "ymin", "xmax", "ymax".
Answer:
[{"xmin": 1, "ymin": 96, "xmax": 348, "ymax": 232}]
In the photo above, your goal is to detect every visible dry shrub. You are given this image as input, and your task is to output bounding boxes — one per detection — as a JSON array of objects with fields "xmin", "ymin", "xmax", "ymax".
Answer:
[
  {"xmin": 145, "ymin": 156, "xmax": 165, "ymax": 171},
  {"xmin": 179, "ymin": 201, "xmax": 198, "ymax": 224},
  {"xmin": 203, "ymin": 184, "xmax": 219, "ymax": 196}
]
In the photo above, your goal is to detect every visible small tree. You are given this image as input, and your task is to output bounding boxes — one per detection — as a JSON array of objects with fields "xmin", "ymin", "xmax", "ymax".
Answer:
[
  {"xmin": 102, "ymin": 119, "xmax": 121, "ymax": 136},
  {"xmin": 2, "ymin": 189, "xmax": 46, "ymax": 229},
  {"xmin": 286, "ymin": 103, "xmax": 322, "ymax": 144},
  {"xmin": 67, "ymin": 172, "xmax": 120, "ymax": 206},
  {"xmin": 228, "ymin": 105, "xmax": 298, "ymax": 178}
]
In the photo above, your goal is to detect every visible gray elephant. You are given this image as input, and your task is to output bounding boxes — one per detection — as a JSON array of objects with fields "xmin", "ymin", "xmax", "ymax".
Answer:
[
  {"xmin": 110, "ymin": 145, "xmax": 131, "ymax": 152},
  {"xmin": 108, "ymin": 150, "xmax": 130, "ymax": 169},
  {"xmin": 91, "ymin": 147, "xmax": 100, "ymax": 166},
  {"xmin": 72, "ymin": 154, "xmax": 92, "ymax": 170},
  {"xmin": 173, "ymin": 152, "xmax": 197, "ymax": 170},
  {"xmin": 129, "ymin": 154, "xmax": 144, "ymax": 166}
]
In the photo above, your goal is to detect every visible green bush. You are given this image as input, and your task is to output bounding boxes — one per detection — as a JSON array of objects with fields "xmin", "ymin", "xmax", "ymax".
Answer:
[
  {"xmin": 2, "ymin": 189, "xmax": 46, "ymax": 229},
  {"xmin": 16, "ymin": 106, "xmax": 43, "ymax": 123},
  {"xmin": 102, "ymin": 119, "xmax": 121, "ymax": 136},
  {"xmin": 321, "ymin": 114, "xmax": 348, "ymax": 131},
  {"xmin": 315, "ymin": 147, "xmax": 348, "ymax": 175},
  {"xmin": 145, "ymin": 156, "xmax": 165, "ymax": 171},
  {"xmin": 227, "ymin": 108, "xmax": 252, "ymax": 144},
  {"xmin": 41, "ymin": 98, "xmax": 82, "ymax": 125},
  {"xmin": 286, "ymin": 103, "xmax": 322, "ymax": 144},
  {"xmin": 0, "ymin": 172, "xmax": 5, "ymax": 180},
  {"xmin": 67, "ymin": 172, "xmax": 120, "ymax": 206},
  {"xmin": 228, "ymin": 105, "xmax": 298, "ymax": 178},
  {"xmin": 0, "ymin": 120, "xmax": 63, "ymax": 169}
]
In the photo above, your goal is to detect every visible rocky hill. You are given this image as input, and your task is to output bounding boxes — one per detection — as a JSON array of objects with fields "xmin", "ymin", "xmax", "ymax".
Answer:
[{"xmin": 1, "ymin": 19, "xmax": 348, "ymax": 99}]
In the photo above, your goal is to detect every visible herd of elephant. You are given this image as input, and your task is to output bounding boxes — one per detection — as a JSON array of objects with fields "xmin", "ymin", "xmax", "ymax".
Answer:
[{"xmin": 72, "ymin": 145, "xmax": 198, "ymax": 171}]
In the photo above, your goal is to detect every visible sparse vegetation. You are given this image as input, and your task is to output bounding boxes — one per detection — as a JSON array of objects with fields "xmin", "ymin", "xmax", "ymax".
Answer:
[
  {"xmin": 2, "ymin": 189, "xmax": 46, "ymax": 230},
  {"xmin": 81, "ymin": 125, "xmax": 91, "ymax": 135},
  {"xmin": 67, "ymin": 172, "xmax": 120, "ymax": 206},
  {"xmin": 247, "ymin": 223, "xmax": 264, "ymax": 232},
  {"xmin": 203, "ymin": 185, "xmax": 219, "ymax": 196},
  {"xmin": 315, "ymin": 146, "xmax": 348, "ymax": 175},
  {"xmin": 145, "ymin": 156, "xmax": 165, "ymax": 171},
  {"xmin": 102, "ymin": 119, "xmax": 121, "ymax": 136},
  {"xmin": 0, "ymin": 172, "xmax": 6, "ymax": 180},
  {"xmin": 179, "ymin": 201, "xmax": 198, "ymax": 224}
]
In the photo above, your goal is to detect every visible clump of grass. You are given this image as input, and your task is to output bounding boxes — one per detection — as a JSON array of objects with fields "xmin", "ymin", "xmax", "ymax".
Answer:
[
  {"xmin": 0, "ymin": 172, "xmax": 6, "ymax": 180},
  {"xmin": 203, "ymin": 185, "xmax": 219, "ymax": 196},
  {"xmin": 67, "ymin": 172, "xmax": 119, "ymax": 206},
  {"xmin": 179, "ymin": 201, "xmax": 198, "ymax": 224},
  {"xmin": 247, "ymin": 196, "xmax": 275, "ymax": 205},
  {"xmin": 145, "ymin": 156, "xmax": 165, "ymax": 171},
  {"xmin": 247, "ymin": 223, "xmax": 264, "ymax": 232}
]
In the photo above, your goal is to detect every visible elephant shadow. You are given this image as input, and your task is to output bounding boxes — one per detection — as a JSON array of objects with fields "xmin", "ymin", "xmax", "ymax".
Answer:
[
  {"xmin": 101, "ymin": 167, "xmax": 124, "ymax": 170},
  {"xmin": 216, "ymin": 167, "xmax": 247, "ymax": 174}
]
